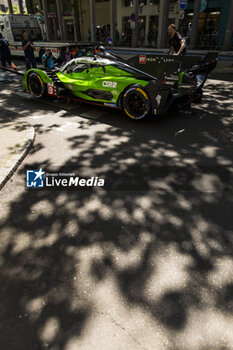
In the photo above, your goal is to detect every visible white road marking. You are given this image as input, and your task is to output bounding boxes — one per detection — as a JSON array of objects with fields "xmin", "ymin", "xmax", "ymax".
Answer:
[
  {"xmin": 55, "ymin": 121, "xmax": 79, "ymax": 132},
  {"xmin": 31, "ymin": 114, "xmax": 47, "ymax": 120}
]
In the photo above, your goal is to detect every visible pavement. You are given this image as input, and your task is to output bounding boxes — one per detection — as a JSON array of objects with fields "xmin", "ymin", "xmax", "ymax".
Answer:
[
  {"xmin": 0, "ymin": 121, "xmax": 35, "ymax": 190},
  {"xmin": 0, "ymin": 65, "xmax": 33, "ymax": 189},
  {"xmin": 0, "ymin": 48, "xmax": 232, "ymax": 191},
  {"xmin": 0, "ymin": 58, "xmax": 233, "ymax": 350}
]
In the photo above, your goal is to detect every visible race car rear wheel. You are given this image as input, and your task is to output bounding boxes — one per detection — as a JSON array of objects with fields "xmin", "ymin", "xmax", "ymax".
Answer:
[
  {"xmin": 121, "ymin": 85, "xmax": 151, "ymax": 120},
  {"xmin": 28, "ymin": 72, "xmax": 46, "ymax": 98}
]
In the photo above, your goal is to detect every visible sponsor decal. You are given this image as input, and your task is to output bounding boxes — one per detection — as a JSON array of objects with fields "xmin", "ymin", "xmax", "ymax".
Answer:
[
  {"xmin": 102, "ymin": 81, "xmax": 117, "ymax": 88},
  {"xmin": 104, "ymin": 102, "xmax": 117, "ymax": 108},
  {"xmin": 164, "ymin": 82, "xmax": 174, "ymax": 86},
  {"xmin": 47, "ymin": 82, "xmax": 55, "ymax": 95},
  {"xmin": 165, "ymin": 74, "xmax": 179, "ymax": 81},
  {"xmin": 156, "ymin": 94, "xmax": 162, "ymax": 106},
  {"xmin": 139, "ymin": 55, "xmax": 146, "ymax": 64},
  {"xmin": 142, "ymin": 57, "xmax": 175, "ymax": 63}
]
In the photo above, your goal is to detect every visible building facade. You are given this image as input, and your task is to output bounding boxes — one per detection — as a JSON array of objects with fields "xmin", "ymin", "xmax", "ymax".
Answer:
[
  {"xmin": 1, "ymin": 0, "xmax": 232, "ymax": 49},
  {"xmin": 184, "ymin": 0, "xmax": 233, "ymax": 48},
  {"xmin": 0, "ymin": 0, "xmax": 7, "ymax": 12},
  {"xmin": 116, "ymin": 0, "xmax": 181, "ymax": 46},
  {"xmin": 37, "ymin": 0, "xmax": 112, "ymax": 42}
]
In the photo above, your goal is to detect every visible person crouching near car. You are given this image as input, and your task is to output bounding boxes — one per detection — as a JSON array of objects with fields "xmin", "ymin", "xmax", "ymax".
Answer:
[
  {"xmin": 22, "ymin": 33, "xmax": 36, "ymax": 70},
  {"xmin": 168, "ymin": 24, "xmax": 186, "ymax": 56},
  {"xmin": 42, "ymin": 49, "xmax": 56, "ymax": 69}
]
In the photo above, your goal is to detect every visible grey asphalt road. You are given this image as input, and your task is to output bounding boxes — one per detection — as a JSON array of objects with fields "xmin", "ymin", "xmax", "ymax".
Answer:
[{"xmin": 0, "ymin": 71, "xmax": 233, "ymax": 350}]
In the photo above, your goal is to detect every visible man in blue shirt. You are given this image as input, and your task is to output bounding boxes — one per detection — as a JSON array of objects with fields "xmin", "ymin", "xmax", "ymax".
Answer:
[{"xmin": 22, "ymin": 33, "xmax": 36, "ymax": 70}]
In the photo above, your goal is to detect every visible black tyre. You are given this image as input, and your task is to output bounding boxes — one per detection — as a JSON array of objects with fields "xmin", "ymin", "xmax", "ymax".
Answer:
[
  {"xmin": 121, "ymin": 85, "xmax": 151, "ymax": 120},
  {"xmin": 28, "ymin": 72, "xmax": 46, "ymax": 98}
]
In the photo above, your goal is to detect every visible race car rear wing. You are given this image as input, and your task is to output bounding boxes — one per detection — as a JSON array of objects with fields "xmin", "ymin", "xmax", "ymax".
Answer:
[{"xmin": 124, "ymin": 52, "xmax": 218, "ymax": 83}]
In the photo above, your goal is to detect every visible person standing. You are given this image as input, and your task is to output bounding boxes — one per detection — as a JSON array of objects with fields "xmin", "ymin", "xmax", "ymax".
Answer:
[
  {"xmin": 140, "ymin": 27, "xmax": 145, "ymax": 47},
  {"xmin": 115, "ymin": 28, "xmax": 120, "ymax": 46},
  {"xmin": 22, "ymin": 33, "xmax": 36, "ymax": 70},
  {"xmin": 168, "ymin": 24, "xmax": 186, "ymax": 55},
  {"xmin": 107, "ymin": 35, "xmax": 113, "ymax": 46},
  {"xmin": 87, "ymin": 29, "xmax": 91, "ymax": 41},
  {"xmin": 147, "ymin": 30, "xmax": 153, "ymax": 48},
  {"xmin": 62, "ymin": 47, "xmax": 73, "ymax": 65},
  {"xmin": 0, "ymin": 33, "xmax": 16, "ymax": 69}
]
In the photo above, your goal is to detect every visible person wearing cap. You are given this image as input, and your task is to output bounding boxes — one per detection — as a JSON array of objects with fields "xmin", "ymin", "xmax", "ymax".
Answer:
[
  {"xmin": 22, "ymin": 33, "xmax": 36, "ymax": 70},
  {"xmin": 42, "ymin": 49, "xmax": 56, "ymax": 69}
]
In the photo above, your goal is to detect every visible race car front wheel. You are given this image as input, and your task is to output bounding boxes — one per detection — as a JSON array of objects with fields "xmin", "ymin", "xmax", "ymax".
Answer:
[
  {"xmin": 28, "ymin": 72, "xmax": 46, "ymax": 98},
  {"xmin": 121, "ymin": 85, "xmax": 151, "ymax": 120}
]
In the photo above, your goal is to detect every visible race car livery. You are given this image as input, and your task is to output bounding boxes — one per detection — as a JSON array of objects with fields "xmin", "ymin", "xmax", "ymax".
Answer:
[{"xmin": 22, "ymin": 53, "xmax": 218, "ymax": 120}]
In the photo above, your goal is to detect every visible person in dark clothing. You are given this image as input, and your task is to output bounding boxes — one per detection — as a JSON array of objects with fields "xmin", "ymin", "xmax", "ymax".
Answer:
[
  {"xmin": 22, "ymin": 33, "xmax": 36, "ymax": 70},
  {"xmin": 168, "ymin": 24, "xmax": 186, "ymax": 55},
  {"xmin": 0, "ymin": 33, "xmax": 15, "ymax": 69},
  {"xmin": 147, "ymin": 30, "xmax": 153, "ymax": 48},
  {"xmin": 61, "ymin": 47, "xmax": 73, "ymax": 65}
]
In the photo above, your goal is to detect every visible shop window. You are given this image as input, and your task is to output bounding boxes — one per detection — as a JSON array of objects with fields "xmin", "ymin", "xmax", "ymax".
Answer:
[
  {"xmin": 123, "ymin": 0, "xmax": 147, "ymax": 7},
  {"xmin": 184, "ymin": 8, "xmax": 220, "ymax": 47},
  {"xmin": 48, "ymin": 0, "xmax": 56, "ymax": 13},
  {"xmin": 168, "ymin": 18, "xmax": 175, "ymax": 25},
  {"xmin": 64, "ymin": 19, "xmax": 75, "ymax": 41},
  {"xmin": 123, "ymin": 0, "xmax": 131, "ymax": 6},
  {"xmin": 62, "ymin": 0, "xmax": 73, "ymax": 12}
]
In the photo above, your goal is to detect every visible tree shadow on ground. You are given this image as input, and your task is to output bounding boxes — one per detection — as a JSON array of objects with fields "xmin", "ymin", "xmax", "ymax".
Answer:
[{"xmin": 0, "ymin": 80, "xmax": 233, "ymax": 349}]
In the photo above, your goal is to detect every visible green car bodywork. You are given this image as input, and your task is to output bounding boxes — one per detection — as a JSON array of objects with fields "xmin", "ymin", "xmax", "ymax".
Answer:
[
  {"xmin": 22, "ymin": 57, "xmax": 154, "ymax": 119},
  {"xmin": 22, "ymin": 68, "xmax": 53, "ymax": 88},
  {"xmin": 56, "ymin": 62, "xmax": 149, "ymax": 104},
  {"xmin": 22, "ymin": 55, "xmax": 213, "ymax": 119}
]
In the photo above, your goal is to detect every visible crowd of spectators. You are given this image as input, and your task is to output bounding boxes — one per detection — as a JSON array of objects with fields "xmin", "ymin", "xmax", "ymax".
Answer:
[{"xmin": 40, "ymin": 45, "xmax": 97, "ymax": 69}]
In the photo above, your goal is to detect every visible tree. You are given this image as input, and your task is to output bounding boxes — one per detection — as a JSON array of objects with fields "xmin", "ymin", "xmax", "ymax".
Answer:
[
  {"xmin": 25, "ymin": 0, "xmax": 35, "ymax": 14},
  {"xmin": 18, "ymin": 0, "xmax": 24, "ymax": 14},
  {"xmin": 73, "ymin": 0, "xmax": 82, "ymax": 41},
  {"xmin": 7, "ymin": 0, "xmax": 13, "ymax": 14}
]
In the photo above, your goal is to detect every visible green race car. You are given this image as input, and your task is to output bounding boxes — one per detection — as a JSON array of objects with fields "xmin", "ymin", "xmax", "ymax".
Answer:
[{"xmin": 22, "ymin": 53, "xmax": 217, "ymax": 120}]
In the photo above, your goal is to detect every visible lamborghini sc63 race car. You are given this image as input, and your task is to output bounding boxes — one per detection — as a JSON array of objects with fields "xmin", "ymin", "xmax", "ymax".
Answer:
[{"xmin": 22, "ymin": 53, "xmax": 217, "ymax": 120}]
